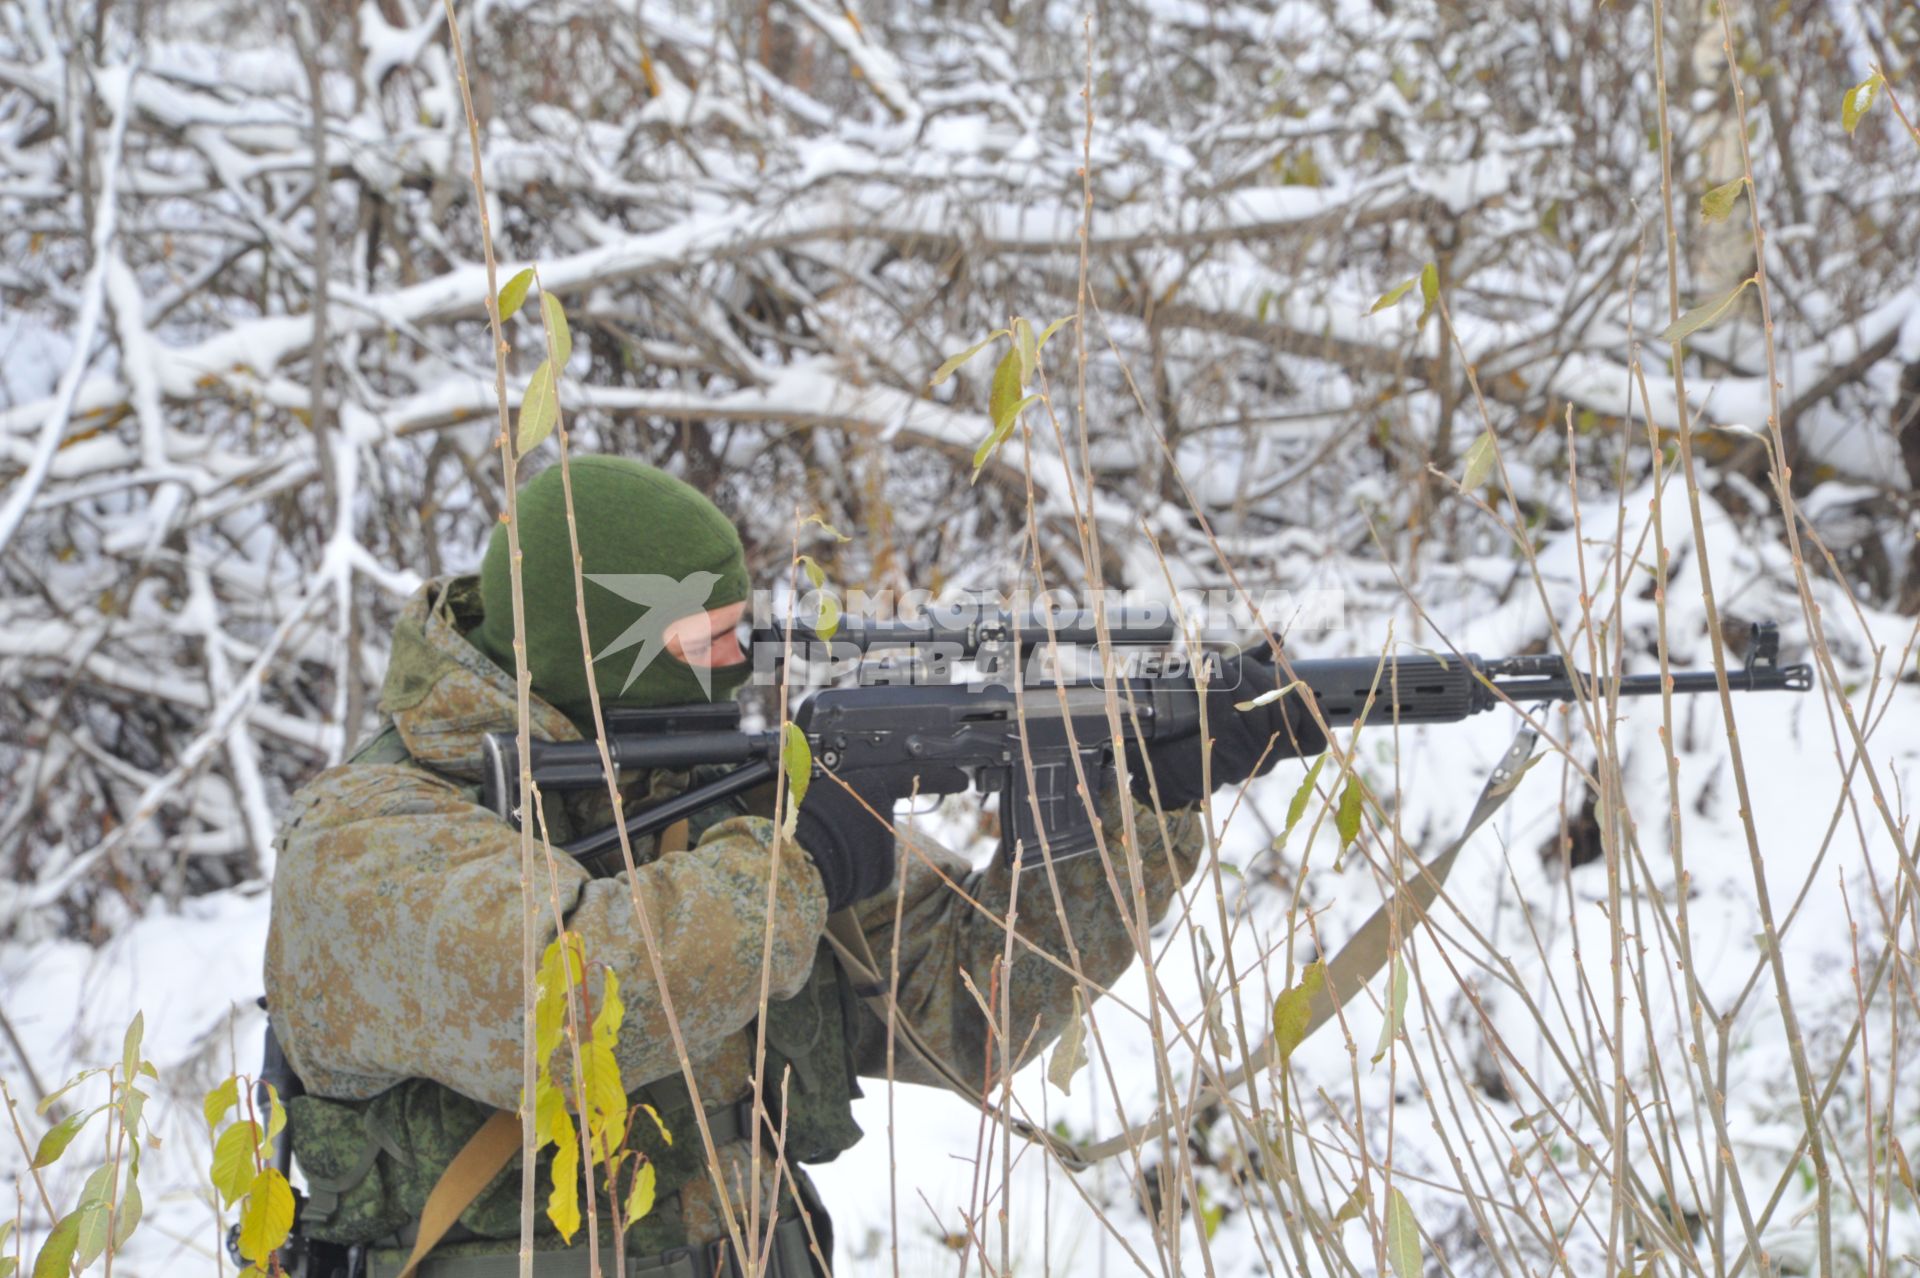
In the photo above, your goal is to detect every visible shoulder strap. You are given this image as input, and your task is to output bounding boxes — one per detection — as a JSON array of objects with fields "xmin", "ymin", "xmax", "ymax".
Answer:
[{"xmin": 394, "ymin": 1110, "xmax": 521, "ymax": 1278}]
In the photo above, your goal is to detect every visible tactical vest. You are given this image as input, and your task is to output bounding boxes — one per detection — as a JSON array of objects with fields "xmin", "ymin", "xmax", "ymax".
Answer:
[{"xmin": 282, "ymin": 725, "xmax": 867, "ymax": 1257}]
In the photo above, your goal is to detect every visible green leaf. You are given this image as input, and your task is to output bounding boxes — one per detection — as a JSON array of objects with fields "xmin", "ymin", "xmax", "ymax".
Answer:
[
  {"xmin": 1659, "ymin": 277, "xmax": 1755, "ymax": 346},
  {"xmin": 626, "ymin": 1158, "xmax": 658, "ymax": 1225},
  {"xmin": 1700, "ymin": 177, "xmax": 1746, "ymax": 223},
  {"xmin": 1271, "ymin": 960, "xmax": 1325, "ymax": 1064},
  {"xmin": 211, "ymin": 1120, "xmax": 261, "ymax": 1208},
  {"xmin": 1047, "ymin": 988, "xmax": 1089, "ymax": 1095},
  {"xmin": 497, "ymin": 268, "xmax": 535, "ymax": 321},
  {"xmin": 797, "ymin": 554, "xmax": 825, "ymax": 590},
  {"xmin": 816, "ymin": 593, "xmax": 841, "ymax": 642},
  {"xmin": 72, "ymin": 1202, "xmax": 111, "ymax": 1271},
  {"xmin": 36, "ymin": 1068, "xmax": 101, "ymax": 1115},
  {"xmin": 541, "ymin": 291, "xmax": 572, "ymax": 368},
  {"xmin": 781, "ymin": 723, "xmax": 813, "ymax": 841},
  {"xmin": 1384, "ymin": 1186, "xmax": 1423, "ymax": 1278},
  {"xmin": 31, "ymin": 1211, "xmax": 78, "ymax": 1278},
  {"xmin": 1372, "ymin": 955, "xmax": 1410, "ymax": 1064},
  {"xmin": 1460, "ymin": 428, "xmax": 1498, "ymax": 491},
  {"xmin": 1281, "ymin": 754, "xmax": 1327, "ymax": 848},
  {"xmin": 1369, "ymin": 278, "xmax": 1416, "ymax": 315},
  {"xmin": 1418, "ymin": 262, "xmax": 1439, "ymax": 324},
  {"xmin": 1843, "ymin": 73, "xmax": 1883, "ymax": 134},
  {"xmin": 121, "ymin": 1011, "xmax": 144, "ymax": 1085},
  {"xmin": 1235, "ymin": 680, "xmax": 1300, "ymax": 712},
  {"xmin": 76, "ymin": 1163, "xmax": 115, "ymax": 1209},
  {"xmin": 236, "ymin": 1168, "xmax": 295, "ymax": 1266},
  {"xmin": 113, "ymin": 1167, "xmax": 143, "ymax": 1250},
  {"xmin": 1034, "ymin": 315, "xmax": 1073, "ymax": 351},
  {"xmin": 930, "ymin": 330, "xmax": 1009, "ymax": 386},
  {"xmin": 516, "ymin": 360, "xmax": 558, "ymax": 454},
  {"xmin": 1335, "ymin": 777, "xmax": 1364, "ymax": 850},
  {"xmin": 31, "ymin": 1108, "xmax": 90, "ymax": 1169}
]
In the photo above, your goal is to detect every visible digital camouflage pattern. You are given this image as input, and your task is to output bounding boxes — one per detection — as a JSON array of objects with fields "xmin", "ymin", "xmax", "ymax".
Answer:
[{"xmin": 265, "ymin": 576, "xmax": 1205, "ymax": 1258}]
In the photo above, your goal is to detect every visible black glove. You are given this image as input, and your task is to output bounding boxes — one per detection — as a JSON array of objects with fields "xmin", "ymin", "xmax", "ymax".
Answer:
[
  {"xmin": 1125, "ymin": 653, "xmax": 1328, "ymax": 810},
  {"xmin": 792, "ymin": 770, "xmax": 898, "ymax": 912}
]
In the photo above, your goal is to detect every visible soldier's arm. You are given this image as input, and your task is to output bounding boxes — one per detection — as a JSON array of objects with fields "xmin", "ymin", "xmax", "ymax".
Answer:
[
  {"xmin": 265, "ymin": 763, "xmax": 826, "ymax": 1110},
  {"xmin": 843, "ymin": 788, "xmax": 1204, "ymax": 1087}
]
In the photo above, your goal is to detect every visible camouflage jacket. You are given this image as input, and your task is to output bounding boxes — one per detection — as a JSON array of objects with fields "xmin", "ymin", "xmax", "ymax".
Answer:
[{"xmin": 264, "ymin": 576, "xmax": 1204, "ymax": 1256}]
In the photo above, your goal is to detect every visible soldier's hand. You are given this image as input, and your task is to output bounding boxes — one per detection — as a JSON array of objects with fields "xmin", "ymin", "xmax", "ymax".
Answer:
[
  {"xmin": 1124, "ymin": 653, "xmax": 1327, "ymax": 810},
  {"xmin": 792, "ymin": 770, "xmax": 898, "ymax": 912}
]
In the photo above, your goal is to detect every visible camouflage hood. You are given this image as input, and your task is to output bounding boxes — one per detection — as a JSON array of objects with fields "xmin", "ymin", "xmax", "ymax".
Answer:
[{"xmin": 375, "ymin": 576, "xmax": 581, "ymax": 779}]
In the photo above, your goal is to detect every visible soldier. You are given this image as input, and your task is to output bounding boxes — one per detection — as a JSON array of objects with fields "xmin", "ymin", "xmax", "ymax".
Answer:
[{"xmin": 264, "ymin": 455, "xmax": 1325, "ymax": 1277}]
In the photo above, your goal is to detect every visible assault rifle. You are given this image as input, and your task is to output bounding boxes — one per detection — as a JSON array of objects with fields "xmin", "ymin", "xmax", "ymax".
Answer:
[{"xmin": 481, "ymin": 611, "xmax": 1811, "ymax": 872}]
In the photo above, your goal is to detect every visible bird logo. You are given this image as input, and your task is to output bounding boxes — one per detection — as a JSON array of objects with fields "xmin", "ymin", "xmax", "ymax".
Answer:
[{"xmin": 584, "ymin": 570, "xmax": 724, "ymax": 696}]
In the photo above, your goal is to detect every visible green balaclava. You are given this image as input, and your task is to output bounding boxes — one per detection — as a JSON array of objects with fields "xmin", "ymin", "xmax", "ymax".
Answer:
[{"xmin": 473, "ymin": 457, "xmax": 752, "ymax": 726}]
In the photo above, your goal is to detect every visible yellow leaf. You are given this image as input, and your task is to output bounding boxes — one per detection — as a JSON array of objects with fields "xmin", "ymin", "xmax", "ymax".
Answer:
[
  {"xmin": 203, "ymin": 1076, "xmax": 238, "ymax": 1132},
  {"xmin": 236, "ymin": 1168, "xmax": 294, "ymax": 1266},
  {"xmin": 1271, "ymin": 961, "xmax": 1324, "ymax": 1064},
  {"xmin": 259, "ymin": 1083, "xmax": 286, "ymax": 1160},
  {"xmin": 497, "ymin": 268, "xmax": 535, "ymax": 321},
  {"xmin": 1370, "ymin": 277, "xmax": 1416, "ymax": 315},
  {"xmin": 816, "ymin": 593, "xmax": 841, "ymax": 641},
  {"xmin": 1335, "ymin": 777, "xmax": 1364, "ymax": 849},
  {"xmin": 1842, "ymin": 73, "xmax": 1882, "ymax": 134},
  {"xmin": 929, "ymin": 330, "xmax": 1008, "ymax": 386},
  {"xmin": 1047, "ymin": 988, "xmax": 1090, "ymax": 1095},
  {"xmin": 1333, "ymin": 1182, "xmax": 1370, "ymax": 1224},
  {"xmin": 1699, "ymin": 176, "xmax": 1746, "ymax": 223},
  {"xmin": 547, "ymin": 1113, "xmax": 581, "ymax": 1242},
  {"xmin": 1418, "ymin": 262, "xmax": 1439, "ymax": 324},
  {"xmin": 582, "ymin": 1042, "xmax": 628, "ymax": 1158},
  {"xmin": 625, "ymin": 1159, "xmax": 658, "ymax": 1225},
  {"xmin": 798, "ymin": 554, "xmax": 825, "ymax": 589},
  {"xmin": 593, "ymin": 968, "xmax": 623, "ymax": 1050},
  {"xmin": 802, "ymin": 513, "xmax": 851, "ymax": 542},
  {"xmin": 533, "ymin": 1080, "xmax": 567, "ymax": 1149},
  {"xmin": 211, "ymin": 1120, "xmax": 259, "ymax": 1207},
  {"xmin": 637, "ymin": 1103, "xmax": 674, "ymax": 1147}
]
